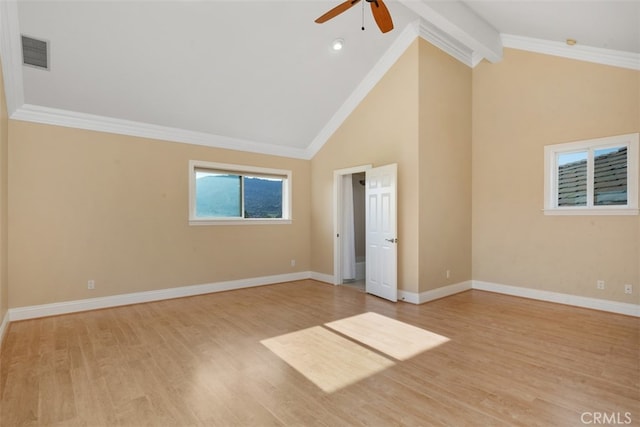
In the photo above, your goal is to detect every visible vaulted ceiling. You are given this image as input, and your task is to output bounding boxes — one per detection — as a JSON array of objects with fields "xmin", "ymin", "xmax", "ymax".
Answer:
[{"xmin": 1, "ymin": 1, "xmax": 638, "ymax": 159}]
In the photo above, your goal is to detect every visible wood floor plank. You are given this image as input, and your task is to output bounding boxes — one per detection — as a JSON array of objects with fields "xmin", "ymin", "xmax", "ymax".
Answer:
[{"xmin": 1, "ymin": 280, "xmax": 638, "ymax": 426}]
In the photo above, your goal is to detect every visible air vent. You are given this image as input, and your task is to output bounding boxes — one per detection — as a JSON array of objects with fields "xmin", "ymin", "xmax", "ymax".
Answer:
[{"xmin": 21, "ymin": 35, "xmax": 49, "ymax": 70}]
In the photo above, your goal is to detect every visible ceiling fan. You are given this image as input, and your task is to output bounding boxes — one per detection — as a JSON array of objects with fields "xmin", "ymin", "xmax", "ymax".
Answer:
[{"xmin": 315, "ymin": 0, "xmax": 394, "ymax": 34}]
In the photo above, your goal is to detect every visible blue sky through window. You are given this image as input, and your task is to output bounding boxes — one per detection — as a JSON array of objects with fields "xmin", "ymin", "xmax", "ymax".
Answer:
[{"xmin": 558, "ymin": 151, "xmax": 587, "ymax": 166}]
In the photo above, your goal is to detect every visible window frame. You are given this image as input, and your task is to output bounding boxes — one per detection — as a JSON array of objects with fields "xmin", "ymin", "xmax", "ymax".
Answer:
[
  {"xmin": 189, "ymin": 160, "xmax": 292, "ymax": 225},
  {"xmin": 543, "ymin": 133, "xmax": 639, "ymax": 216}
]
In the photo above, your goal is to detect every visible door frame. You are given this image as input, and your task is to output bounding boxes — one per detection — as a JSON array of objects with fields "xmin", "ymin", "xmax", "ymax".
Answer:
[{"xmin": 332, "ymin": 164, "xmax": 372, "ymax": 285}]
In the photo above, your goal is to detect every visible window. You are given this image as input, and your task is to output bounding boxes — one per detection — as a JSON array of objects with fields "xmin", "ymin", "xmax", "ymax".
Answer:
[
  {"xmin": 544, "ymin": 133, "xmax": 639, "ymax": 215},
  {"xmin": 189, "ymin": 160, "xmax": 291, "ymax": 225}
]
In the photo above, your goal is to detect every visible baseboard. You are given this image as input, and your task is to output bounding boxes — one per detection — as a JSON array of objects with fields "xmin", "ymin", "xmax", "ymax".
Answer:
[
  {"xmin": 0, "ymin": 310, "xmax": 9, "ymax": 348},
  {"xmin": 310, "ymin": 271, "xmax": 334, "ymax": 284},
  {"xmin": 8, "ymin": 271, "xmax": 311, "ymax": 321},
  {"xmin": 355, "ymin": 262, "xmax": 366, "ymax": 281},
  {"xmin": 472, "ymin": 280, "xmax": 640, "ymax": 317},
  {"xmin": 397, "ymin": 290, "xmax": 420, "ymax": 304},
  {"xmin": 6, "ymin": 273, "xmax": 638, "ymax": 322},
  {"xmin": 399, "ymin": 281, "xmax": 472, "ymax": 304},
  {"xmin": 397, "ymin": 280, "xmax": 639, "ymax": 317}
]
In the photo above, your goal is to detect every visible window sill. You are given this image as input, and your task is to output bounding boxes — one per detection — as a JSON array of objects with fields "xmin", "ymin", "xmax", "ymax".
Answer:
[
  {"xmin": 189, "ymin": 219, "xmax": 292, "ymax": 226},
  {"xmin": 543, "ymin": 208, "xmax": 639, "ymax": 216}
]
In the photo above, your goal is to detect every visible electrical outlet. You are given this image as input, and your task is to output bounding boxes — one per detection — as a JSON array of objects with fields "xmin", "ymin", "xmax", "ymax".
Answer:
[
  {"xmin": 290, "ymin": 259, "xmax": 296, "ymax": 267},
  {"xmin": 624, "ymin": 284, "xmax": 633, "ymax": 294},
  {"xmin": 597, "ymin": 280, "xmax": 605, "ymax": 290},
  {"xmin": 87, "ymin": 280, "xmax": 95, "ymax": 290},
  {"xmin": 446, "ymin": 270, "xmax": 450, "ymax": 279}
]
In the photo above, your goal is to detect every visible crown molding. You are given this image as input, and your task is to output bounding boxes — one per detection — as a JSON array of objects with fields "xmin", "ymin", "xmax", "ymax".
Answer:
[
  {"xmin": 306, "ymin": 21, "xmax": 421, "ymax": 158},
  {"xmin": 398, "ymin": 0, "xmax": 502, "ymax": 64},
  {"xmin": 470, "ymin": 51, "xmax": 485, "ymax": 68},
  {"xmin": 502, "ymin": 34, "xmax": 640, "ymax": 71},
  {"xmin": 5, "ymin": 8, "xmax": 635, "ymax": 164},
  {"xmin": 7, "ymin": 19, "xmax": 472, "ymax": 161},
  {"xmin": 11, "ymin": 104, "xmax": 311, "ymax": 159},
  {"xmin": 9, "ymin": 19, "xmax": 426, "ymax": 163},
  {"xmin": 306, "ymin": 17, "xmax": 490, "ymax": 158},
  {"xmin": 418, "ymin": 20, "xmax": 475, "ymax": 67}
]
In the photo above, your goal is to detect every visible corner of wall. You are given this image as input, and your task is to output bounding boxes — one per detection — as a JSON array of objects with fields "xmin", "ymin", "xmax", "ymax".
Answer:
[
  {"xmin": 417, "ymin": 39, "xmax": 473, "ymax": 293},
  {"xmin": 0, "ymin": 310, "xmax": 8, "ymax": 348},
  {"xmin": 0, "ymin": 56, "xmax": 9, "ymax": 335}
]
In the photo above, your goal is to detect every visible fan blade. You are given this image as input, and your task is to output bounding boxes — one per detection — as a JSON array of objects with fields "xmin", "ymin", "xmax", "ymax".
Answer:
[
  {"xmin": 315, "ymin": 0, "xmax": 361, "ymax": 23},
  {"xmin": 370, "ymin": 0, "xmax": 394, "ymax": 33}
]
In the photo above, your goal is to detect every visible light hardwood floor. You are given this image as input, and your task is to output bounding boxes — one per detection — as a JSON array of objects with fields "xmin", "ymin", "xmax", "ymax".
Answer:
[{"xmin": 1, "ymin": 280, "xmax": 638, "ymax": 426}]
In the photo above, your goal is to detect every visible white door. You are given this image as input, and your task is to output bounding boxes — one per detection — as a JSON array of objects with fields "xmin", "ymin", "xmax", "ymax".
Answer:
[{"xmin": 365, "ymin": 163, "xmax": 398, "ymax": 302}]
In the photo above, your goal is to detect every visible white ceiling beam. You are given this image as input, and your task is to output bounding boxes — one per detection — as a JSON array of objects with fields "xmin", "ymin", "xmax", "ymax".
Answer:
[{"xmin": 398, "ymin": 0, "xmax": 503, "ymax": 64}]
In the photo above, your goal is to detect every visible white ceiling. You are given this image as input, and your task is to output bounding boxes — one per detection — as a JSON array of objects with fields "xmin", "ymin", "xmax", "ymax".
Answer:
[
  {"xmin": 466, "ymin": 1, "xmax": 640, "ymax": 53},
  {"xmin": 2, "ymin": 1, "xmax": 639, "ymax": 159}
]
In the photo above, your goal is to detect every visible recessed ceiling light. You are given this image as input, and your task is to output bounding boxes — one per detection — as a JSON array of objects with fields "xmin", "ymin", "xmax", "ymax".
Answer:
[
  {"xmin": 566, "ymin": 38, "xmax": 577, "ymax": 46},
  {"xmin": 332, "ymin": 38, "xmax": 344, "ymax": 51}
]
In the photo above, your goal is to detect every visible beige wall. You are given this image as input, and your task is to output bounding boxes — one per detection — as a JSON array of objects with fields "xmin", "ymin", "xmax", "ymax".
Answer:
[
  {"xmin": 311, "ymin": 40, "xmax": 421, "ymax": 292},
  {"xmin": 310, "ymin": 39, "xmax": 473, "ymax": 294},
  {"xmin": 3, "ymin": 42, "xmax": 638, "ymax": 311},
  {"xmin": 472, "ymin": 48, "xmax": 640, "ymax": 303},
  {"xmin": 0, "ymin": 62, "xmax": 8, "ymax": 323},
  {"xmin": 418, "ymin": 40, "xmax": 472, "ymax": 291},
  {"xmin": 8, "ymin": 122, "xmax": 311, "ymax": 307}
]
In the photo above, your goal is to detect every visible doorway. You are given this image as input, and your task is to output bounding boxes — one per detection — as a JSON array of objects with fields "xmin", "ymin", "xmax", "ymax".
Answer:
[
  {"xmin": 333, "ymin": 165, "xmax": 371, "ymax": 289},
  {"xmin": 344, "ymin": 172, "xmax": 366, "ymax": 290},
  {"xmin": 333, "ymin": 163, "xmax": 398, "ymax": 301}
]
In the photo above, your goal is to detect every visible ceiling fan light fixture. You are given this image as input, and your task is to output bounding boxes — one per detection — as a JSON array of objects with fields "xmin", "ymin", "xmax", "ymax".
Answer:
[
  {"xmin": 332, "ymin": 38, "xmax": 344, "ymax": 51},
  {"xmin": 315, "ymin": 0, "xmax": 393, "ymax": 33}
]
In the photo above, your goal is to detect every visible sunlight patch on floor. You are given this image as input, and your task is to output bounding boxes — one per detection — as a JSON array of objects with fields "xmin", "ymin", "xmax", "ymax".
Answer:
[
  {"xmin": 261, "ymin": 313, "xmax": 451, "ymax": 393},
  {"xmin": 326, "ymin": 312, "xmax": 450, "ymax": 361},
  {"xmin": 260, "ymin": 326, "xmax": 394, "ymax": 393}
]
